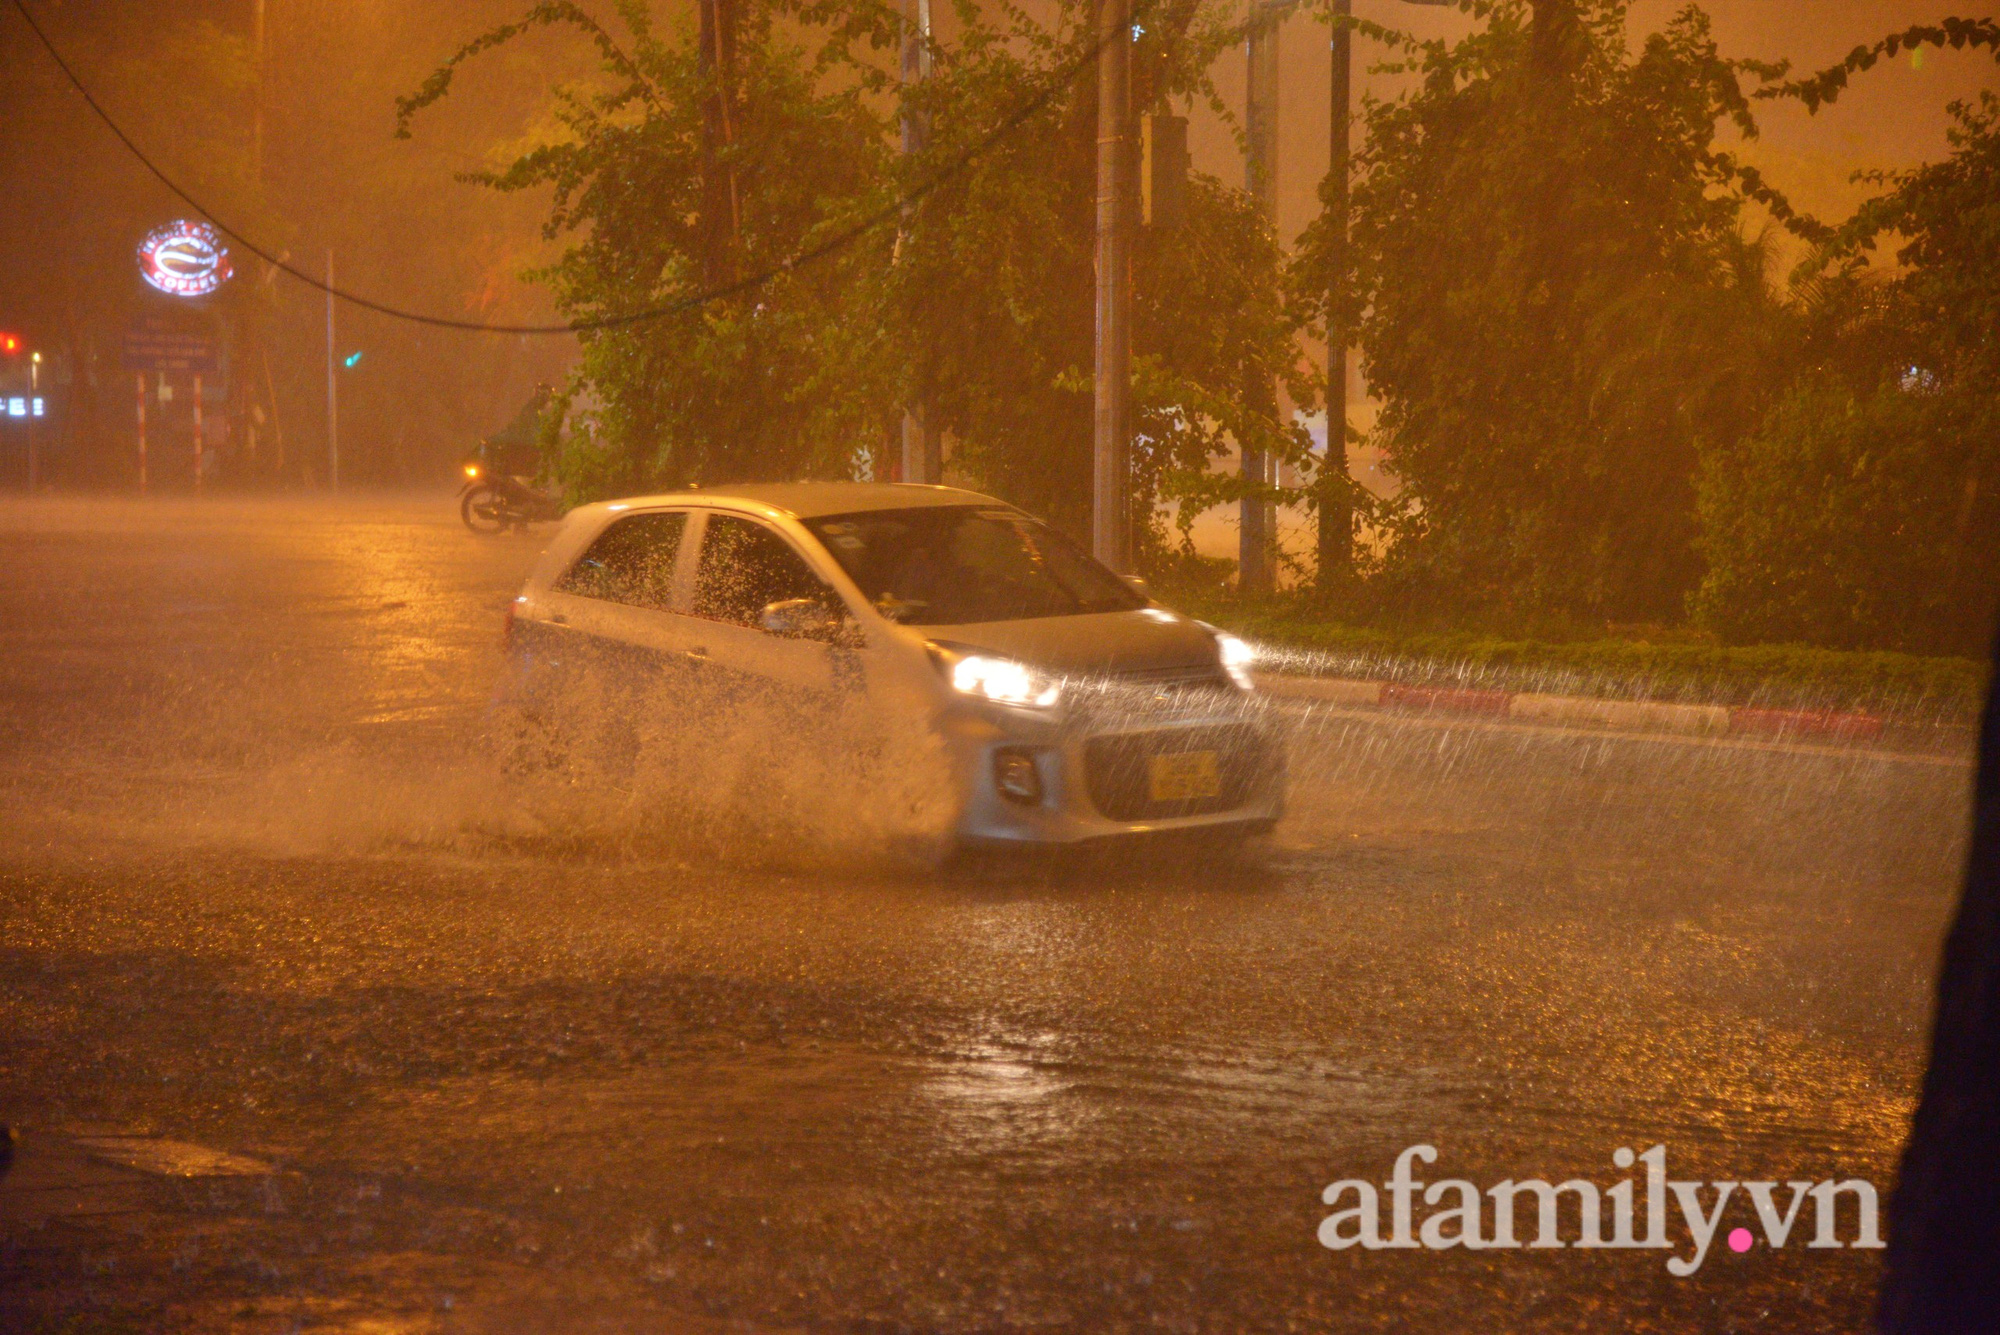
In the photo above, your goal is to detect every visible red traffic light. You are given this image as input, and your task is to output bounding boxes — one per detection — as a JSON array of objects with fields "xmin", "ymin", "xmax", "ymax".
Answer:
[{"xmin": 0, "ymin": 334, "xmax": 20, "ymax": 355}]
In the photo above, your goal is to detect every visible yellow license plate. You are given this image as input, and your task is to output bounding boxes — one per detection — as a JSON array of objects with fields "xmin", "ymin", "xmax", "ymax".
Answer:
[{"xmin": 1149, "ymin": 750, "xmax": 1221, "ymax": 801}]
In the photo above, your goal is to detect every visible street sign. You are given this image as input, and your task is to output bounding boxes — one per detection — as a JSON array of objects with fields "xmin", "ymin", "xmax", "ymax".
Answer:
[{"xmin": 122, "ymin": 319, "xmax": 217, "ymax": 373}]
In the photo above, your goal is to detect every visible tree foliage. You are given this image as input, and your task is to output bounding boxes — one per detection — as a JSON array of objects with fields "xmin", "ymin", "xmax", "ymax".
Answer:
[
  {"xmin": 1694, "ymin": 92, "xmax": 2000, "ymax": 654},
  {"xmin": 400, "ymin": 0, "xmax": 2000, "ymax": 654},
  {"xmin": 402, "ymin": 0, "xmax": 1313, "ymax": 548},
  {"xmin": 1292, "ymin": 0, "xmax": 1796, "ymax": 623},
  {"xmin": 400, "ymin": 0, "xmax": 899, "ymax": 496}
]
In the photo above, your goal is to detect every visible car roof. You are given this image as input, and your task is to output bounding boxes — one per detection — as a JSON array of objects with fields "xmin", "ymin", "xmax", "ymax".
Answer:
[{"xmin": 604, "ymin": 482, "xmax": 1010, "ymax": 520}]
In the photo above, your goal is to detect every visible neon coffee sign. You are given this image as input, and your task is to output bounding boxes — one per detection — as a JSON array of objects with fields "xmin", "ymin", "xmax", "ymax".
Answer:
[{"xmin": 138, "ymin": 221, "xmax": 234, "ymax": 298}]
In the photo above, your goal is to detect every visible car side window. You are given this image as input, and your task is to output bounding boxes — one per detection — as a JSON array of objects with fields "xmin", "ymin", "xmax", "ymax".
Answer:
[
  {"xmin": 555, "ymin": 511, "xmax": 687, "ymax": 610},
  {"xmin": 693, "ymin": 514, "xmax": 835, "ymax": 629}
]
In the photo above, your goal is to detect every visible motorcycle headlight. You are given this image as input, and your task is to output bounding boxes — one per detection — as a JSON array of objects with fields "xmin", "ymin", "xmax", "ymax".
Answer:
[
  {"xmin": 1215, "ymin": 633, "xmax": 1258, "ymax": 690},
  {"xmin": 929, "ymin": 643, "xmax": 1063, "ymax": 710}
]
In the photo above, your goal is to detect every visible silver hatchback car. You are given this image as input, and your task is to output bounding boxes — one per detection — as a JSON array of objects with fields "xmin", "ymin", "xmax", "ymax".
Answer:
[{"xmin": 503, "ymin": 482, "xmax": 1283, "ymax": 847}]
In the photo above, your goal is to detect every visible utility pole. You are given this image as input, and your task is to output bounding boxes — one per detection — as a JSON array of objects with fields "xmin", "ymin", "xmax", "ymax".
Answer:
[
  {"xmin": 26, "ymin": 352, "xmax": 40, "ymax": 491},
  {"xmin": 899, "ymin": 0, "xmax": 941, "ymax": 485},
  {"xmin": 251, "ymin": 0, "xmax": 266, "ymax": 179},
  {"xmin": 325, "ymin": 250, "xmax": 338, "ymax": 491},
  {"xmin": 1091, "ymin": 0, "xmax": 1133, "ymax": 572},
  {"xmin": 192, "ymin": 372, "xmax": 204, "ymax": 489},
  {"xmin": 1317, "ymin": 0, "xmax": 1353, "ymax": 591},
  {"xmin": 1240, "ymin": 1, "xmax": 1284, "ymax": 595},
  {"xmin": 250, "ymin": 0, "xmax": 271, "ymax": 483}
]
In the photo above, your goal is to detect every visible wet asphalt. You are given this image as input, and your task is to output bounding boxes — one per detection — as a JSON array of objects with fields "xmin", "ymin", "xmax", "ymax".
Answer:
[{"xmin": 0, "ymin": 494, "xmax": 1975, "ymax": 1333}]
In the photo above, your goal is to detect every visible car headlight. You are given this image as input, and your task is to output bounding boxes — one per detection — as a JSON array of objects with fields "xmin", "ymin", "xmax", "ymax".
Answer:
[
  {"xmin": 929, "ymin": 643, "xmax": 1063, "ymax": 709},
  {"xmin": 1215, "ymin": 633, "xmax": 1258, "ymax": 690}
]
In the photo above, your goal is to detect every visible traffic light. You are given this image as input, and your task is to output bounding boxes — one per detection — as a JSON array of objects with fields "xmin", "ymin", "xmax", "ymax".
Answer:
[
  {"xmin": 343, "ymin": 350, "xmax": 364, "ymax": 369},
  {"xmin": 0, "ymin": 333, "xmax": 20, "ymax": 355}
]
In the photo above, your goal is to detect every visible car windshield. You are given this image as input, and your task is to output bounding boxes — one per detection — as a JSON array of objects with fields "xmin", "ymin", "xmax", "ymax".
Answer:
[{"xmin": 802, "ymin": 506, "xmax": 1143, "ymax": 625}]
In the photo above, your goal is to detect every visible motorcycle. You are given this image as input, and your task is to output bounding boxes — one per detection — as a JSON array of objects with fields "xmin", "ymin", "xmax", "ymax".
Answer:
[{"xmin": 459, "ymin": 457, "xmax": 564, "ymax": 534}]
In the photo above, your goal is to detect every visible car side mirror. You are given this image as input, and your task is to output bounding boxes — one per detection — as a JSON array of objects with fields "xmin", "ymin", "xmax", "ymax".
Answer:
[
  {"xmin": 760, "ymin": 598, "xmax": 850, "ymax": 643},
  {"xmin": 1121, "ymin": 574, "xmax": 1152, "ymax": 601}
]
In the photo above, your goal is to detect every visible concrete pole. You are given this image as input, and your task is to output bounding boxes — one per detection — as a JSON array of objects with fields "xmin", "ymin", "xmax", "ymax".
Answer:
[
  {"xmin": 192, "ymin": 372, "xmax": 204, "ymax": 489},
  {"xmin": 1317, "ymin": 0, "xmax": 1353, "ymax": 590},
  {"xmin": 325, "ymin": 250, "xmax": 338, "ymax": 491},
  {"xmin": 1091, "ymin": 0, "xmax": 1133, "ymax": 572},
  {"xmin": 251, "ymin": 0, "xmax": 266, "ymax": 181},
  {"xmin": 249, "ymin": 0, "xmax": 267, "ymax": 485},
  {"xmin": 1241, "ymin": 1, "xmax": 1282, "ymax": 594},
  {"xmin": 26, "ymin": 354, "xmax": 39, "ymax": 492},
  {"xmin": 898, "ymin": 0, "xmax": 941, "ymax": 485}
]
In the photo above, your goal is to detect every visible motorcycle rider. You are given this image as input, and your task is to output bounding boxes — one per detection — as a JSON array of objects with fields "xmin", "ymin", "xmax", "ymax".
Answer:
[
  {"xmin": 478, "ymin": 383, "xmax": 555, "ymax": 482},
  {"xmin": 461, "ymin": 384, "xmax": 564, "ymax": 532}
]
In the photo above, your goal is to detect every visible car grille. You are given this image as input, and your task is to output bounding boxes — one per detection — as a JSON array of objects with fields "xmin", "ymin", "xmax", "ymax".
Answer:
[
  {"xmin": 1104, "ymin": 662, "xmax": 1234, "ymax": 692},
  {"xmin": 1083, "ymin": 723, "xmax": 1272, "ymax": 821}
]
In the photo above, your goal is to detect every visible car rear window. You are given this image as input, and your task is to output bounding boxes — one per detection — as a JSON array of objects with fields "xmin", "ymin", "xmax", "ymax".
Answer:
[
  {"xmin": 555, "ymin": 511, "xmax": 687, "ymax": 610},
  {"xmin": 802, "ymin": 506, "xmax": 1142, "ymax": 625}
]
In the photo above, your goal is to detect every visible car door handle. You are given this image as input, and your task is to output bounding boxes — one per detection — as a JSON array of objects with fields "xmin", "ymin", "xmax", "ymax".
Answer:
[
  {"xmin": 548, "ymin": 613, "xmax": 567, "ymax": 625},
  {"xmin": 685, "ymin": 646, "xmax": 708, "ymax": 659}
]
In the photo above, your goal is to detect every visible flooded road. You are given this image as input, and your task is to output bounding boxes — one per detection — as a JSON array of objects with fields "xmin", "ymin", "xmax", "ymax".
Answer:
[{"xmin": 0, "ymin": 495, "xmax": 1974, "ymax": 1332}]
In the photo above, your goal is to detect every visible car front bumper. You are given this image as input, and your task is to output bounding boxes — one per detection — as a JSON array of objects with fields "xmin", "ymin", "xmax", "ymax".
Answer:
[{"xmin": 938, "ymin": 694, "xmax": 1286, "ymax": 846}]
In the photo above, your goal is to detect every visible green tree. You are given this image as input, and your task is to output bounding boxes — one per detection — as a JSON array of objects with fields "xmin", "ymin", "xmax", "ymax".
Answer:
[
  {"xmin": 402, "ymin": 0, "xmax": 1313, "ymax": 547},
  {"xmin": 400, "ymin": 0, "xmax": 900, "ymax": 498},
  {"xmin": 1132, "ymin": 172, "xmax": 1316, "ymax": 567},
  {"xmin": 1292, "ymin": 0, "xmax": 1796, "ymax": 625},
  {"xmin": 889, "ymin": 0, "xmax": 1312, "ymax": 547},
  {"xmin": 1693, "ymin": 90, "xmax": 2000, "ymax": 654},
  {"xmin": 1692, "ymin": 381, "xmax": 1993, "ymax": 652}
]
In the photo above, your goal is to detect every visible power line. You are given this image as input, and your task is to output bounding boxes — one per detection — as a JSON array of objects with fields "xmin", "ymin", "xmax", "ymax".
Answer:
[{"xmin": 10, "ymin": 0, "xmax": 1158, "ymax": 337}]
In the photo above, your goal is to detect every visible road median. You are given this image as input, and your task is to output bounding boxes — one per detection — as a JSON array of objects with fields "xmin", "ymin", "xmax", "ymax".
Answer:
[{"xmin": 1255, "ymin": 673, "xmax": 1970, "ymax": 751}]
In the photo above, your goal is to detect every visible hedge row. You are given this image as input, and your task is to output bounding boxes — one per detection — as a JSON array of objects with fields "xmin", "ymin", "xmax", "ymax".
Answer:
[{"xmin": 1208, "ymin": 611, "xmax": 1990, "ymax": 723}]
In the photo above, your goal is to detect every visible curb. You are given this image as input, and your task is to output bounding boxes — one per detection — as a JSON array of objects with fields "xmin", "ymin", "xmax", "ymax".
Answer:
[{"xmin": 1257, "ymin": 674, "xmax": 1891, "ymax": 743}]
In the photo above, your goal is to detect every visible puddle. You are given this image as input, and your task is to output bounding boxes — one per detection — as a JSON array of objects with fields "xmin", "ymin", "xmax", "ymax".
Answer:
[{"xmin": 70, "ymin": 1134, "xmax": 274, "ymax": 1178}]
